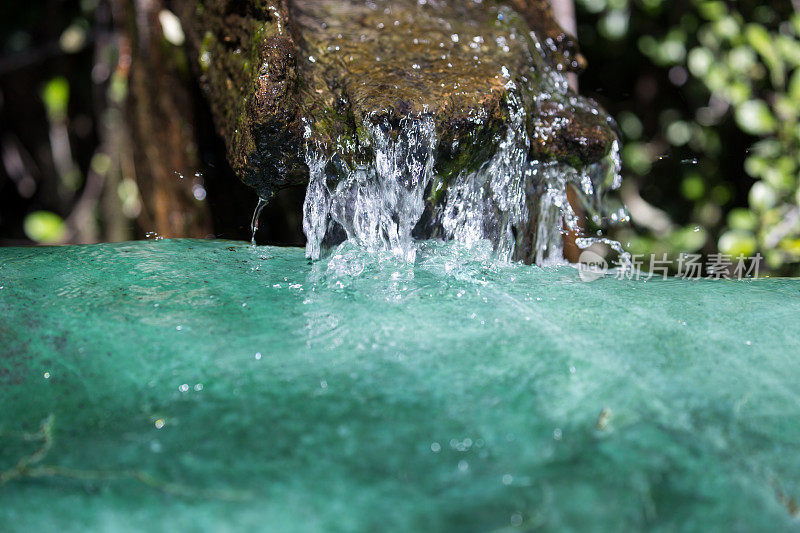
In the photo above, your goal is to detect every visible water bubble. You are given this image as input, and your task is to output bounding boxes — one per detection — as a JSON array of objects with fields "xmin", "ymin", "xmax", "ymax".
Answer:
[
  {"xmin": 254, "ymin": 352, "xmax": 262, "ymax": 360},
  {"xmin": 320, "ymin": 379, "xmax": 328, "ymax": 389},
  {"xmin": 553, "ymin": 428, "xmax": 563, "ymax": 441},
  {"xmin": 154, "ymin": 419, "xmax": 165, "ymax": 429},
  {"xmin": 510, "ymin": 513, "xmax": 523, "ymax": 526},
  {"xmin": 192, "ymin": 184, "xmax": 207, "ymax": 201},
  {"xmin": 458, "ymin": 460, "xmax": 469, "ymax": 472},
  {"xmin": 502, "ymin": 474, "xmax": 513, "ymax": 485},
  {"xmin": 43, "ymin": 371, "xmax": 51, "ymax": 379},
  {"xmin": 431, "ymin": 442, "xmax": 441, "ymax": 453},
  {"xmin": 178, "ymin": 383, "xmax": 189, "ymax": 392},
  {"xmin": 194, "ymin": 383, "xmax": 203, "ymax": 391}
]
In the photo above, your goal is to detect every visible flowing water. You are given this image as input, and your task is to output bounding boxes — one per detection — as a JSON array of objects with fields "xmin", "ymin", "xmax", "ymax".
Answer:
[
  {"xmin": 295, "ymin": 0, "xmax": 627, "ymax": 265},
  {"xmin": 303, "ymin": 117, "xmax": 438, "ymax": 262},
  {"xmin": 250, "ymin": 197, "xmax": 268, "ymax": 246},
  {"xmin": 299, "ymin": 100, "xmax": 627, "ymax": 266},
  {"xmin": 2, "ymin": 239, "xmax": 800, "ymax": 531}
]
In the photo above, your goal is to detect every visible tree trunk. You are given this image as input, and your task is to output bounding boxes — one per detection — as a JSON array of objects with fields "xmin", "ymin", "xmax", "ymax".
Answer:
[{"xmin": 118, "ymin": 0, "xmax": 212, "ymax": 238}]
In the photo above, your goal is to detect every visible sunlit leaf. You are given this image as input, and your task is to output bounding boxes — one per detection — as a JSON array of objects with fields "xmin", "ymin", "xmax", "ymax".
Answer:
[
  {"xmin": 718, "ymin": 230, "xmax": 757, "ymax": 257},
  {"xmin": 23, "ymin": 211, "xmax": 67, "ymax": 244},
  {"xmin": 735, "ymin": 100, "xmax": 777, "ymax": 135},
  {"xmin": 41, "ymin": 77, "xmax": 69, "ymax": 122}
]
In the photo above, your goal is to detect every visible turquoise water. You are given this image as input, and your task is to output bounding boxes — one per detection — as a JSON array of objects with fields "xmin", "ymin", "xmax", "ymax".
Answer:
[{"xmin": 1, "ymin": 239, "xmax": 800, "ymax": 531}]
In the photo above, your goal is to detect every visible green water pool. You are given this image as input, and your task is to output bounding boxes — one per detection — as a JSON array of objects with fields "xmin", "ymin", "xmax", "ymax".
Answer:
[{"xmin": 1, "ymin": 239, "xmax": 800, "ymax": 531}]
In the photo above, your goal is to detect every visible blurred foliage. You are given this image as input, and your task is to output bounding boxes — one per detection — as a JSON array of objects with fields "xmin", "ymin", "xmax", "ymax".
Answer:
[
  {"xmin": 577, "ymin": 0, "xmax": 800, "ymax": 274},
  {"xmin": 0, "ymin": 0, "xmax": 290, "ymax": 246},
  {"xmin": 23, "ymin": 210, "xmax": 67, "ymax": 244}
]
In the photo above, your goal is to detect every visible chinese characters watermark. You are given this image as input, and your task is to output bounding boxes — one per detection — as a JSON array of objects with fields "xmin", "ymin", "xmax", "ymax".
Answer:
[{"xmin": 578, "ymin": 251, "xmax": 763, "ymax": 282}]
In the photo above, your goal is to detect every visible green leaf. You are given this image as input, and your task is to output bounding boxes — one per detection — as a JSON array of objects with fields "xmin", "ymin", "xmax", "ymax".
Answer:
[
  {"xmin": 727, "ymin": 208, "xmax": 758, "ymax": 231},
  {"xmin": 788, "ymin": 69, "xmax": 800, "ymax": 101},
  {"xmin": 777, "ymin": 35, "xmax": 800, "ymax": 67},
  {"xmin": 681, "ymin": 173, "xmax": 706, "ymax": 200},
  {"xmin": 718, "ymin": 230, "xmax": 757, "ymax": 257},
  {"xmin": 23, "ymin": 211, "xmax": 67, "ymax": 244},
  {"xmin": 749, "ymin": 181, "xmax": 778, "ymax": 211},
  {"xmin": 735, "ymin": 100, "xmax": 777, "ymax": 135},
  {"xmin": 745, "ymin": 24, "xmax": 785, "ymax": 87},
  {"xmin": 696, "ymin": 1, "xmax": 727, "ymax": 21},
  {"xmin": 669, "ymin": 225, "xmax": 708, "ymax": 251},
  {"xmin": 688, "ymin": 47, "xmax": 714, "ymax": 77},
  {"xmin": 41, "ymin": 77, "xmax": 69, "ymax": 122}
]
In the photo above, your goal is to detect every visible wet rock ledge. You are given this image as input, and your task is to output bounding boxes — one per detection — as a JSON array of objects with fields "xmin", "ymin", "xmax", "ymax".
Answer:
[{"xmin": 176, "ymin": 0, "xmax": 617, "ymax": 200}]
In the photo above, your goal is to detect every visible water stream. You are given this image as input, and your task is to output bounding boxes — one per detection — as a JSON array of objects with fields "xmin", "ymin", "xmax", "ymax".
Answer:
[
  {"xmin": 250, "ymin": 197, "xmax": 268, "ymax": 246},
  {"xmin": 300, "ymin": 101, "xmax": 628, "ymax": 266},
  {"xmin": 295, "ymin": 1, "xmax": 629, "ymax": 265}
]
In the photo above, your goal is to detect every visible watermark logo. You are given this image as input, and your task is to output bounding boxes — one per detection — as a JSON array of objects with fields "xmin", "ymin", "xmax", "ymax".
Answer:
[
  {"xmin": 577, "ymin": 252, "xmax": 763, "ymax": 282},
  {"xmin": 577, "ymin": 250, "xmax": 608, "ymax": 282}
]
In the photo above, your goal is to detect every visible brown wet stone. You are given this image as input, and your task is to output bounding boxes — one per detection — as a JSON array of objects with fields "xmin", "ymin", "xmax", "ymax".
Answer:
[{"xmin": 178, "ymin": 0, "xmax": 617, "ymax": 198}]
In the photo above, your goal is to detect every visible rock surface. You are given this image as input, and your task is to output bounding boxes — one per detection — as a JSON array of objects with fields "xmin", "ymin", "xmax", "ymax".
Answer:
[{"xmin": 178, "ymin": 0, "xmax": 617, "ymax": 200}]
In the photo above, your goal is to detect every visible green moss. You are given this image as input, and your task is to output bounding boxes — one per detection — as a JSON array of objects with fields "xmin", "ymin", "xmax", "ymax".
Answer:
[{"xmin": 198, "ymin": 31, "xmax": 213, "ymax": 72}]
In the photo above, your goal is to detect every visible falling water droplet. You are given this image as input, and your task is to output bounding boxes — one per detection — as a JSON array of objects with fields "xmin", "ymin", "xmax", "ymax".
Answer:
[{"xmin": 251, "ymin": 197, "xmax": 268, "ymax": 246}]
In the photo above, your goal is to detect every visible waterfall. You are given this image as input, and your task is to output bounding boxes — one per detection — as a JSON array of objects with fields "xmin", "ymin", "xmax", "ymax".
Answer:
[
  {"xmin": 303, "ymin": 117, "xmax": 437, "ymax": 262},
  {"xmin": 301, "ymin": 100, "xmax": 627, "ymax": 264},
  {"xmin": 297, "ymin": 2, "xmax": 628, "ymax": 265}
]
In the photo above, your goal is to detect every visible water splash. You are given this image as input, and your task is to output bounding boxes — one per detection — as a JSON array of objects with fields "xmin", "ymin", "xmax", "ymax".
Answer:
[
  {"xmin": 437, "ymin": 89, "xmax": 530, "ymax": 260},
  {"xmin": 301, "ymin": 103, "xmax": 626, "ymax": 265},
  {"xmin": 297, "ymin": 4, "xmax": 629, "ymax": 265},
  {"xmin": 434, "ymin": 98, "xmax": 626, "ymax": 266},
  {"xmin": 304, "ymin": 116, "xmax": 437, "ymax": 262},
  {"xmin": 250, "ymin": 197, "xmax": 268, "ymax": 246}
]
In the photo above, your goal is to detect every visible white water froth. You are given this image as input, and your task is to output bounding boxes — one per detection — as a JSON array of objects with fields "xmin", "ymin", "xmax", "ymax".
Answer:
[
  {"xmin": 301, "ymin": 92, "xmax": 626, "ymax": 266},
  {"xmin": 304, "ymin": 117, "xmax": 437, "ymax": 262},
  {"xmin": 436, "ymin": 96, "xmax": 624, "ymax": 266},
  {"xmin": 439, "ymin": 91, "xmax": 529, "ymax": 260}
]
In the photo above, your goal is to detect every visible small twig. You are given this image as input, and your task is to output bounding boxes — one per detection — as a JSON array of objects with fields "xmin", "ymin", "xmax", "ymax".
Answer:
[{"xmin": 1, "ymin": 415, "xmax": 251, "ymax": 502}]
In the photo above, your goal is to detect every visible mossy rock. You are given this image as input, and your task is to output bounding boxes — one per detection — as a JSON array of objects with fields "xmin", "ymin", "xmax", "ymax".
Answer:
[{"xmin": 179, "ymin": 0, "xmax": 617, "ymax": 199}]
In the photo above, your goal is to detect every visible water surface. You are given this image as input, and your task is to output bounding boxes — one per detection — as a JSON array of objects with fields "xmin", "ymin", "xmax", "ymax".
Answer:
[{"xmin": 1, "ymin": 239, "xmax": 799, "ymax": 531}]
